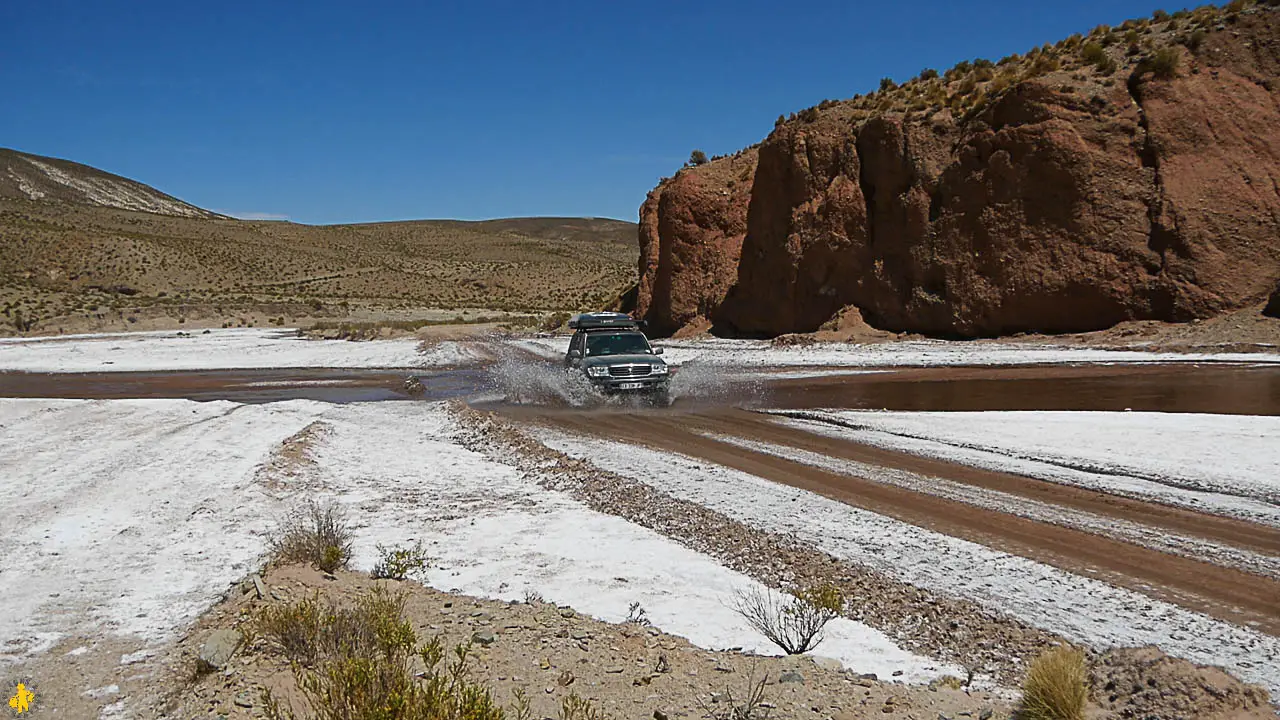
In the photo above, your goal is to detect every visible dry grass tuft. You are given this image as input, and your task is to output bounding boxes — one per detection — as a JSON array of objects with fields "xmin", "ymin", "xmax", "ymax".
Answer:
[
  {"xmin": 1021, "ymin": 645, "xmax": 1089, "ymax": 720},
  {"xmin": 270, "ymin": 501, "xmax": 354, "ymax": 574}
]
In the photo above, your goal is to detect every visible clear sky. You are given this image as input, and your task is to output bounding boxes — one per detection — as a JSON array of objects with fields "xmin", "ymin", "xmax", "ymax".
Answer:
[{"xmin": 3, "ymin": 0, "xmax": 1172, "ymax": 225}]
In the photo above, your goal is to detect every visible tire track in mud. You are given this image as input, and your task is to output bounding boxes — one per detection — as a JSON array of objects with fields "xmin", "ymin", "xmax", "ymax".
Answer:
[{"xmin": 526, "ymin": 408, "xmax": 1280, "ymax": 635}]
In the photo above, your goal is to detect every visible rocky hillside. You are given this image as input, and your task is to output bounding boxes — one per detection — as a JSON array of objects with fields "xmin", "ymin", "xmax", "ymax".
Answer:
[
  {"xmin": 0, "ymin": 148, "xmax": 220, "ymax": 219},
  {"xmin": 637, "ymin": 1, "xmax": 1280, "ymax": 338}
]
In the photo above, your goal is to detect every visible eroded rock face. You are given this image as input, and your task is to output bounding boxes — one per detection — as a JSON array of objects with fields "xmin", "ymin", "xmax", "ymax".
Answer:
[
  {"xmin": 639, "ymin": 10, "xmax": 1280, "ymax": 338},
  {"xmin": 635, "ymin": 150, "xmax": 756, "ymax": 336}
]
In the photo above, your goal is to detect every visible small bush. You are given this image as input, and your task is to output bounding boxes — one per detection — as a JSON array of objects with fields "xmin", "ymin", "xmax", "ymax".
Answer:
[
  {"xmin": 371, "ymin": 541, "xmax": 430, "ymax": 581},
  {"xmin": 270, "ymin": 501, "xmax": 354, "ymax": 574},
  {"xmin": 1020, "ymin": 645, "xmax": 1088, "ymax": 720},
  {"xmin": 919, "ymin": 68, "xmax": 939, "ymax": 81},
  {"xmin": 698, "ymin": 663, "xmax": 771, "ymax": 720},
  {"xmin": 1080, "ymin": 42, "xmax": 1107, "ymax": 64},
  {"xmin": 261, "ymin": 590, "xmax": 504, "ymax": 720},
  {"xmin": 1142, "ymin": 47, "xmax": 1181, "ymax": 79},
  {"xmin": 560, "ymin": 693, "xmax": 608, "ymax": 720},
  {"xmin": 1226, "ymin": 0, "xmax": 1246, "ymax": 11},
  {"xmin": 879, "ymin": 77, "xmax": 896, "ymax": 92},
  {"xmin": 731, "ymin": 583, "xmax": 843, "ymax": 655},
  {"xmin": 688, "ymin": 149, "xmax": 709, "ymax": 166},
  {"xmin": 625, "ymin": 601, "xmax": 651, "ymax": 627},
  {"xmin": 1096, "ymin": 56, "xmax": 1118, "ymax": 75},
  {"xmin": 1183, "ymin": 29, "xmax": 1208, "ymax": 51}
]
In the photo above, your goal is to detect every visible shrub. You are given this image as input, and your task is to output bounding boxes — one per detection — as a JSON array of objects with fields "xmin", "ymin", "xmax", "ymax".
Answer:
[
  {"xmin": 560, "ymin": 693, "xmax": 608, "ymax": 720},
  {"xmin": 731, "ymin": 583, "xmax": 843, "ymax": 655},
  {"xmin": 260, "ymin": 590, "xmax": 504, "ymax": 720},
  {"xmin": 1080, "ymin": 42, "xmax": 1107, "ymax": 64},
  {"xmin": 1153, "ymin": 9, "xmax": 1170, "ymax": 21},
  {"xmin": 1143, "ymin": 47, "xmax": 1181, "ymax": 79},
  {"xmin": 879, "ymin": 77, "xmax": 896, "ymax": 92},
  {"xmin": 1184, "ymin": 29, "xmax": 1208, "ymax": 51},
  {"xmin": 698, "ymin": 663, "xmax": 771, "ymax": 720},
  {"xmin": 1020, "ymin": 645, "xmax": 1088, "ymax": 720},
  {"xmin": 371, "ymin": 541, "xmax": 430, "ymax": 581},
  {"xmin": 1096, "ymin": 56, "xmax": 1119, "ymax": 75},
  {"xmin": 270, "ymin": 501, "xmax": 354, "ymax": 574},
  {"xmin": 688, "ymin": 150, "xmax": 709, "ymax": 166},
  {"xmin": 1226, "ymin": 0, "xmax": 1246, "ymax": 11},
  {"xmin": 918, "ymin": 68, "xmax": 939, "ymax": 81}
]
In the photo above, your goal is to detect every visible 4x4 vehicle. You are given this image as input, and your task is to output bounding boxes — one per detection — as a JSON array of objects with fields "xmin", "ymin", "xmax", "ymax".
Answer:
[{"xmin": 564, "ymin": 312, "xmax": 670, "ymax": 401}]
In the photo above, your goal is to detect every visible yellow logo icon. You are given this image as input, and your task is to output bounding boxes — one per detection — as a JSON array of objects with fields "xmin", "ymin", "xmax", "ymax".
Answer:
[{"xmin": 8, "ymin": 683, "xmax": 34, "ymax": 714}]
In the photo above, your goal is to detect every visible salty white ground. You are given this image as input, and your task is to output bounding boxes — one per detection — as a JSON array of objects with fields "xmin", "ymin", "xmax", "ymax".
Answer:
[
  {"xmin": 775, "ymin": 411, "xmax": 1280, "ymax": 527},
  {"xmin": 533, "ymin": 429, "xmax": 1280, "ymax": 699},
  {"xmin": 0, "ymin": 328, "xmax": 479, "ymax": 372},
  {"xmin": 514, "ymin": 336, "xmax": 1280, "ymax": 371},
  {"xmin": 703, "ymin": 432, "xmax": 1280, "ymax": 580},
  {"xmin": 0, "ymin": 399, "xmax": 956, "ymax": 718}
]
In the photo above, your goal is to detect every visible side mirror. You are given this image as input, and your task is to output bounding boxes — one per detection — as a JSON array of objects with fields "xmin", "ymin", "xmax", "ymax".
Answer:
[
  {"xmin": 652, "ymin": 347, "xmax": 664, "ymax": 355},
  {"xmin": 567, "ymin": 350, "xmax": 582, "ymax": 359}
]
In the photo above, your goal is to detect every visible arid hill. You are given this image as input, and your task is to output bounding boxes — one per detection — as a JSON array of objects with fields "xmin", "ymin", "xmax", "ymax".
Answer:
[
  {"xmin": 637, "ymin": 1, "xmax": 1280, "ymax": 338},
  {"xmin": 0, "ymin": 148, "xmax": 220, "ymax": 219},
  {"xmin": 0, "ymin": 153, "xmax": 636, "ymax": 335}
]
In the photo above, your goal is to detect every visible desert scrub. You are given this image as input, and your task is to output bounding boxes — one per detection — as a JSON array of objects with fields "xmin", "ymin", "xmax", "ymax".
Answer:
[
  {"xmin": 270, "ymin": 501, "xmax": 354, "ymax": 574},
  {"xmin": 731, "ymin": 582, "xmax": 843, "ymax": 654},
  {"xmin": 260, "ymin": 589, "xmax": 504, "ymax": 720},
  {"xmin": 371, "ymin": 541, "xmax": 430, "ymax": 581},
  {"xmin": 1020, "ymin": 645, "xmax": 1088, "ymax": 720}
]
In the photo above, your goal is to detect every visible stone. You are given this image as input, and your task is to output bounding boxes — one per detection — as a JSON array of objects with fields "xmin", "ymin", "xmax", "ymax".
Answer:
[
  {"xmin": 471, "ymin": 629, "xmax": 496, "ymax": 646},
  {"xmin": 250, "ymin": 574, "xmax": 267, "ymax": 599},
  {"xmin": 811, "ymin": 656, "xmax": 843, "ymax": 671},
  {"xmin": 234, "ymin": 691, "xmax": 254, "ymax": 708},
  {"xmin": 779, "ymin": 670, "xmax": 805, "ymax": 684},
  {"xmin": 978, "ymin": 709, "xmax": 994, "ymax": 720},
  {"xmin": 197, "ymin": 629, "xmax": 240, "ymax": 671}
]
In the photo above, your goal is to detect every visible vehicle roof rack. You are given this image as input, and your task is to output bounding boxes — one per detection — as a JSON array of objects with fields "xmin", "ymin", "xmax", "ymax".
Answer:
[{"xmin": 568, "ymin": 312, "xmax": 640, "ymax": 330}]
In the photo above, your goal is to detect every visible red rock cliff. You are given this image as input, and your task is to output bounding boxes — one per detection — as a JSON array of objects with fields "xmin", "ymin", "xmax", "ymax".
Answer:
[{"xmin": 638, "ymin": 5, "xmax": 1280, "ymax": 337}]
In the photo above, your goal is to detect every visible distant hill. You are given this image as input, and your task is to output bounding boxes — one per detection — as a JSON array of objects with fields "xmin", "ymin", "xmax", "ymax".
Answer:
[
  {"xmin": 0, "ymin": 152, "xmax": 638, "ymax": 335},
  {"xmin": 0, "ymin": 148, "xmax": 220, "ymax": 219}
]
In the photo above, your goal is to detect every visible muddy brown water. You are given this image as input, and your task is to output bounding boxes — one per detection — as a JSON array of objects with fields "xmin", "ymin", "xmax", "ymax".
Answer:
[{"xmin": 3, "ymin": 362, "xmax": 1280, "ymax": 414}]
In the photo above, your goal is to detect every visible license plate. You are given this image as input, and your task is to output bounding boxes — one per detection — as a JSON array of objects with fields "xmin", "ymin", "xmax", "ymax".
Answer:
[{"xmin": 619, "ymin": 382, "xmax": 643, "ymax": 390}]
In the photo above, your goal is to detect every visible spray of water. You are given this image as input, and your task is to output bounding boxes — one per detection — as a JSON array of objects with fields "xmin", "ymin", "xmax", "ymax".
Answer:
[
  {"xmin": 480, "ymin": 340, "xmax": 771, "ymax": 410},
  {"xmin": 485, "ymin": 345, "xmax": 602, "ymax": 407}
]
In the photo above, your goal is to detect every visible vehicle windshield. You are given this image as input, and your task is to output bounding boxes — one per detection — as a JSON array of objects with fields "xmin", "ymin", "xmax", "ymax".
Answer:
[{"xmin": 584, "ymin": 332, "xmax": 652, "ymax": 357}]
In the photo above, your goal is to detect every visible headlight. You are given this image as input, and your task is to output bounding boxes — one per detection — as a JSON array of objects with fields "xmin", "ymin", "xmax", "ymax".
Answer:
[
  {"xmin": 587, "ymin": 366, "xmax": 608, "ymax": 377},
  {"xmin": 651, "ymin": 364, "xmax": 669, "ymax": 375}
]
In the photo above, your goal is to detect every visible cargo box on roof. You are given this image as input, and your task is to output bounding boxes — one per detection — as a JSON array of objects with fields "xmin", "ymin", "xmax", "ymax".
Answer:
[{"xmin": 567, "ymin": 312, "xmax": 639, "ymax": 331}]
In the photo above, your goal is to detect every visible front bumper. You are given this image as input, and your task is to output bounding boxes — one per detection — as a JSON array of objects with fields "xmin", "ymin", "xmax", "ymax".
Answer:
[{"xmin": 588, "ymin": 375, "xmax": 670, "ymax": 393}]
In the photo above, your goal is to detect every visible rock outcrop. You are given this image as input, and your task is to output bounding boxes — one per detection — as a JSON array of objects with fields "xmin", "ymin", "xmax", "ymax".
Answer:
[
  {"xmin": 635, "ymin": 150, "xmax": 757, "ymax": 336},
  {"xmin": 639, "ymin": 5, "xmax": 1280, "ymax": 338}
]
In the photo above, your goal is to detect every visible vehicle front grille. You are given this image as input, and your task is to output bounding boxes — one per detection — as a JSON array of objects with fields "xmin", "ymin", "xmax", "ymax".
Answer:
[{"xmin": 608, "ymin": 364, "xmax": 652, "ymax": 378}]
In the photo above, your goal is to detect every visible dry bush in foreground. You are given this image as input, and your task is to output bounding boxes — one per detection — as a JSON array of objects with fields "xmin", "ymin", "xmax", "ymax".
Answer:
[
  {"xmin": 270, "ymin": 501, "xmax": 354, "ymax": 574},
  {"xmin": 259, "ymin": 588, "xmax": 504, "ymax": 720},
  {"xmin": 1021, "ymin": 645, "xmax": 1088, "ymax": 720},
  {"xmin": 731, "ymin": 583, "xmax": 843, "ymax": 655}
]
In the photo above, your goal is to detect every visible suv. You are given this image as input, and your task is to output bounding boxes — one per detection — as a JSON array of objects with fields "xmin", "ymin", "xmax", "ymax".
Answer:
[{"xmin": 564, "ymin": 312, "xmax": 670, "ymax": 401}]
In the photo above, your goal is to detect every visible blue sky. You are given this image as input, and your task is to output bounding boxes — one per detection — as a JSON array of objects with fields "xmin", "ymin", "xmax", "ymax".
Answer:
[{"xmin": 3, "ymin": 0, "xmax": 1171, "ymax": 224}]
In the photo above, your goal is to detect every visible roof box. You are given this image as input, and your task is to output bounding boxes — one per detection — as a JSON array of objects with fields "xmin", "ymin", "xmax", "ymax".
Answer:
[{"xmin": 568, "ymin": 312, "xmax": 639, "ymax": 330}]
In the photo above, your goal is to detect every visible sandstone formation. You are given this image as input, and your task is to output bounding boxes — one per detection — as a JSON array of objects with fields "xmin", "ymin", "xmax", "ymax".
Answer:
[
  {"xmin": 635, "ymin": 150, "xmax": 757, "ymax": 336},
  {"xmin": 638, "ymin": 5, "xmax": 1280, "ymax": 338}
]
